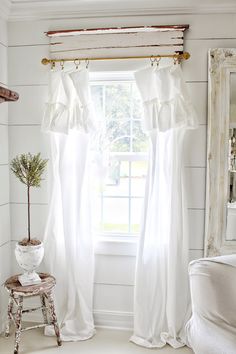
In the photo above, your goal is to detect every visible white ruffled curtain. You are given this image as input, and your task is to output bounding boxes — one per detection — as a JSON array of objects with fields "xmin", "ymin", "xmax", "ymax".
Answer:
[
  {"xmin": 130, "ymin": 64, "xmax": 198, "ymax": 348},
  {"xmin": 42, "ymin": 68, "xmax": 96, "ymax": 341}
]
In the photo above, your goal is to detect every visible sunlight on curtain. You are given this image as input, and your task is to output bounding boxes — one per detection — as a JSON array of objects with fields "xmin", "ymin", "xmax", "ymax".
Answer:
[{"xmin": 130, "ymin": 64, "xmax": 198, "ymax": 348}]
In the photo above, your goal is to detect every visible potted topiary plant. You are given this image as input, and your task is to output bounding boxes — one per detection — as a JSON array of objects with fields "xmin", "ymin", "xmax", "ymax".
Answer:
[{"xmin": 11, "ymin": 153, "xmax": 48, "ymax": 286}]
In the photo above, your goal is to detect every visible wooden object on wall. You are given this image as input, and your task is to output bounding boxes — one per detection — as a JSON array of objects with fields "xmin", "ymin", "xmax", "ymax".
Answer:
[
  {"xmin": 0, "ymin": 86, "xmax": 19, "ymax": 103},
  {"xmin": 46, "ymin": 25, "xmax": 189, "ymax": 60}
]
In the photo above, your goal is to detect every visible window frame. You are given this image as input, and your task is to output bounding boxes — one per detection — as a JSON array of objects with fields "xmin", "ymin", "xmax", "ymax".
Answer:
[{"xmin": 90, "ymin": 72, "xmax": 148, "ymax": 248}]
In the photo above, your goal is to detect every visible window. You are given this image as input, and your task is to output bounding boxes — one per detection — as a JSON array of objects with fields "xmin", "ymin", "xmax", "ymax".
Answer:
[{"xmin": 90, "ymin": 74, "xmax": 148, "ymax": 237}]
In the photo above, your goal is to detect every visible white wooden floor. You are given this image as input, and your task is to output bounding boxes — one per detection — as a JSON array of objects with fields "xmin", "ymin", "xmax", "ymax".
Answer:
[{"xmin": 0, "ymin": 327, "xmax": 194, "ymax": 354}]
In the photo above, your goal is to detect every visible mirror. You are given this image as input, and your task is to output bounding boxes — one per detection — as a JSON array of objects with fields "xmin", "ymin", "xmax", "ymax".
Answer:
[{"xmin": 205, "ymin": 48, "xmax": 236, "ymax": 256}]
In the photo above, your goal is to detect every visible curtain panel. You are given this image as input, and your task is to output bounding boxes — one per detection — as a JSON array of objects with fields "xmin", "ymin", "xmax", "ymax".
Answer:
[
  {"xmin": 130, "ymin": 64, "xmax": 198, "ymax": 348},
  {"xmin": 42, "ymin": 68, "xmax": 96, "ymax": 341}
]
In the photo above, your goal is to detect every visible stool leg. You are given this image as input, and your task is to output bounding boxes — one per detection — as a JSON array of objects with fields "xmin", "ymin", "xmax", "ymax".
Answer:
[
  {"xmin": 14, "ymin": 296, "xmax": 23, "ymax": 354},
  {"xmin": 5, "ymin": 292, "xmax": 14, "ymax": 337},
  {"xmin": 40, "ymin": 294, "xmax": 48, "ymax": 324},
  {"xmin": 47, "ymin": 292, "xmax": 62, "ymax": 346}
]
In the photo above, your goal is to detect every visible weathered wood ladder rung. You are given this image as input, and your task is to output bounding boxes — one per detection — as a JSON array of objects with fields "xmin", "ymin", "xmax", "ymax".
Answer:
[
  {"xmin": 21, "ymin": 323, "xmax": 49, "ymax": 332},
  {"xmin": 22, "ymin": 305, "xmax": 48, "ymax": 314},
  {"xmin": 10, "ymin": 305, "xmax": 51, "ymax": 331}
]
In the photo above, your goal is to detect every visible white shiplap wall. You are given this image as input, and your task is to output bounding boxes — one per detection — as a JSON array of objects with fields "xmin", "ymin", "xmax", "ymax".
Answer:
[
  {"xmin": 0, "ymin": 17, "xmax": 11, "ymax": 332},
  {"xmin": 7, "ymin": 13, "xmax": 236, "ymax": 328}
]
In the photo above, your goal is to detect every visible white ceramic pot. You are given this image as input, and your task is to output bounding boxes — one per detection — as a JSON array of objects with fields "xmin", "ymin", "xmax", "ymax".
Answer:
[{"xmin": 15, "ymin": 242, "xmax": 44, "ymax": 286}]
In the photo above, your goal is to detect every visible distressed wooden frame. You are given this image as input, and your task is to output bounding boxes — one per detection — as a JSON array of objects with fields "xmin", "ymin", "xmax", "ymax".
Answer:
[
  {"xmin": 205, "ymin": 48, "xmax": 236, "ymax": 256},
  {"xmin": 47, "ymin": 25, "xmax": 189, "ymax": 61},
  {"xmin": 45, "ymin": 25, "xmax": 189, "ymax": 37}
]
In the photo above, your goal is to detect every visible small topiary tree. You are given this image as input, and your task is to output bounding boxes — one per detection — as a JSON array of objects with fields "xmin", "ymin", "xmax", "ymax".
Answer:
[{"xmin": 11, "ymin": 153, "xmax": 48, "ymax": 245}]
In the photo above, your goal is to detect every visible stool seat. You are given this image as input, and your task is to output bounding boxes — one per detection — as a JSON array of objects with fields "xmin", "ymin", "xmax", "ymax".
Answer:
[
  {"xmin": 4, "ymin": 273, "xmax": 61, "ymax": 354},
  {"xmin": 5, "ymin": 273, "xmax": 56, "ymax": 296}
]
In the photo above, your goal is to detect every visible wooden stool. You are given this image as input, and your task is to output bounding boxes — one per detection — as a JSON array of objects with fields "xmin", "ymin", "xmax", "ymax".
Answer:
[{"xmin": 4, "ymin": 273, "xmax": 62, "ymax": 354}]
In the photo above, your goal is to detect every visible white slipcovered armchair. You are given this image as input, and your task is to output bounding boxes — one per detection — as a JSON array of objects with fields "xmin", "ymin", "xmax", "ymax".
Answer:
[{"xmin": 186, "ymin": 255, "xmax": 236, "ymax": 354}]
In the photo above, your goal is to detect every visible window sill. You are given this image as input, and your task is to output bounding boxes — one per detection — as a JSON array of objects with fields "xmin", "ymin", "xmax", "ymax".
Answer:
[{"xmin": 94, "ymin": 236, "xmax": 138, "ymax": 256}]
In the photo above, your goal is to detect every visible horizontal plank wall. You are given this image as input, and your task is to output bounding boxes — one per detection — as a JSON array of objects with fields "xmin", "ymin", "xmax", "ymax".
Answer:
[
  {"xmin": 8, "ymin": 13, "xmax": 236, "ymax": 329},
  {"xmin": 0, "ymin": 16, "xmax": 11, "ymax": 333}
]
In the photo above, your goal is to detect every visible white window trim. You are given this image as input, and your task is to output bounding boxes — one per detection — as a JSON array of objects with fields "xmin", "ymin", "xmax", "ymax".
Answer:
[
  {"xmin": 90, "ymin": 71, "xmax": 134, "ymax": 83},
  {"xmin": 94, "ymin": 236, "xmax": 138, "ymax": 256}
]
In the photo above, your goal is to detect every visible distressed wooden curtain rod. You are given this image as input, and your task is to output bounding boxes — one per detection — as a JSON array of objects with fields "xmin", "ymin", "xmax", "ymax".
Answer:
[{"xmin": 41, "ymin": 52, "xmax": 190, "ymax": 66}]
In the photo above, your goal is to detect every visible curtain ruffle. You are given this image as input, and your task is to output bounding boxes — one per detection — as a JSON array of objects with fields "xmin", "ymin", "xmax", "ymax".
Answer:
[
  {"xmin": 142, "ymin": 94, "xmax": 198, "ymax": 132},
  {"xmin": 42, "ymin": 101, "xmax": 95, "ymax": 134},
  {"xmin": 42, "ymin": 69, "xmax": 96, "ymax": 135},
  {"xmin": 135, "ymin": 64, "xmax": 198, "ymax": 133}
]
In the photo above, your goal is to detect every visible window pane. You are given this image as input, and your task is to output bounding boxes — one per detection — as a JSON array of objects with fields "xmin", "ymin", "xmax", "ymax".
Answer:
[
  {"xmin": 105, "ymin": 84, "xmax": 131, "ymax": 120},
  {"xmin": 103, "ymin": 161, "xmax": 129, "ymax": 196},
  {"xmin": 110, "ymin": 137, "xmax": 130, "ymax": 152},
  {"xmin": 102, "ymin": 198, "xmax": 129, "ymax": 233},
  {"xmin": 130, "ymin": 198, "xmax": 143, "ymax": 233},
  {"xmin": 107, "ymin": 120, "xmax": 130, "ymax": 152},
  {"xmin": 131, "ymin": 161, "xmax": 147, "ymax": 197},
  {"xmin": 132, "ymin": 120, "xmax": 149, "ymax": 152},
  {"xmin": 90, "ymin": 79, "xmax": 147, "ymax": 236}
]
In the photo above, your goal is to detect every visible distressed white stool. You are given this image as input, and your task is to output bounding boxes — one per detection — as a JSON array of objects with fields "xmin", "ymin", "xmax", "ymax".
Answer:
[{"xmin": 4, "ymin": 273, "xmax": 62, "ymax": 354}]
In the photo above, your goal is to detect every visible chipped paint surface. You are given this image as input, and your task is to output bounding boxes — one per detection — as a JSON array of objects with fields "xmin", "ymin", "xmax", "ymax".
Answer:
[
  {"xmin": 5, "ymin": 273, "xmax": 55, "ymax": 296},
  {"xmin": 0, "ymin": 86, "xmax": 19, "ymax": 102},
  {"xmin": 4, "ymin": 273, "xmax": 61, "ymax": 354},
  {"xmin": 46, "ymin": 25, "xmax": 189, "ymax": 37},
  {"xmin": 49, "ymin": 25, "xmax": 188, "ymax": 60}
]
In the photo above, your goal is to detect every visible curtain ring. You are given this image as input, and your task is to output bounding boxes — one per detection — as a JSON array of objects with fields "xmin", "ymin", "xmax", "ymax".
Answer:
[
  {"xmin": 173, "ymin": 56, "xmax": 178, "ymax": 65},
  {"xmin": 150, "ymin": 56, "xmax": 156, "ymax": 67},
  {"xmin": 85, "ymin": 59, "xmax": 89, "ymax": 69},
  {"xmin": 156, "ymin": 57, "xmax": 161, "ymax": 67},
  {"xmin": 74, "ymin": 59, "xmax": 80, "ymax": 70},
  {"xmin": 51, "ymin": 61, "xmax": 55, "ymax": 71},
  {"xmin": 150, "ymin": 56, "xmax": 161, "ymax": 67},
  {"xmin": 60, "ymin": 60, "xmax": 64, "ymax": 70}
]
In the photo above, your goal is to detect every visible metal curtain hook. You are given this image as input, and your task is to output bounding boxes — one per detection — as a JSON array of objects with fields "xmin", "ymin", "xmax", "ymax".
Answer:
[
  {"xmin": 60, "ymin": 60, "xmax": 64, "ymax": 70},
  {"xmin": 51, "ymin": 61, "xmax": 55, "ymax": 71},
  {"xmin": 173, "ymin": 56, "xmax": 178, "ymax": 65},
  {"xmin": 156, "ymin": 57, "xmax": 161, "ymax": 67},
  {"xmin": 150, "ymin": 56, "xmax": 156, "ymax": 67},
  {"xmin": 85, "ymin": 59, "xmax": 89, "ymax": 69},
  {"xmin": 150, "ymin": 56, "xmax": 161, "ymax": 67},
  {"xmin": 74, "ymin": 59, "xmax": 80, "ymax": 70}
]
